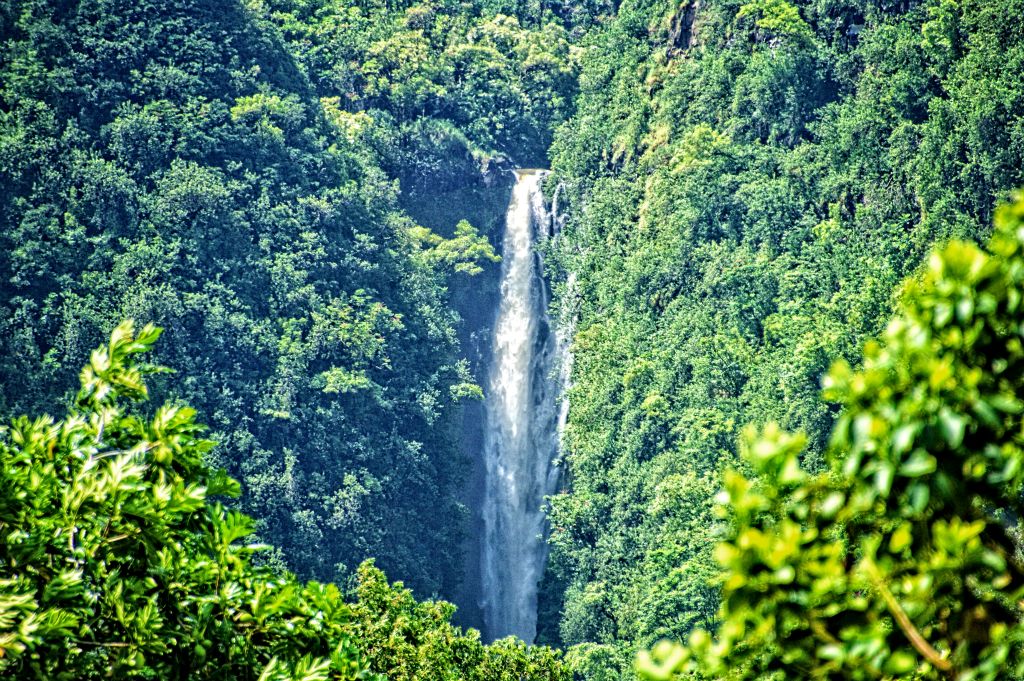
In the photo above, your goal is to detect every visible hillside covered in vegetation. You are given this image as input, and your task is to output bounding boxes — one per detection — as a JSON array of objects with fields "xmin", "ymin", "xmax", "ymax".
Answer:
[
  {"xmin": 3, "ymin": 0, "xmax": 1024, "ymax": 679},
  {"xmin": 0, "ymin": 0, "xmax": 580, "ymax": 600},
  {"xmin": 542, "ymin": 0, "xmax": 1024, "ymax": 674}
]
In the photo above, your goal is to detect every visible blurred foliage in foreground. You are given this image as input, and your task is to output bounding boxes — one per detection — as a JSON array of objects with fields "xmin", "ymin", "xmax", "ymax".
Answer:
[
  {"xmin": 0, "ymin": 321, "xmax": 568, "ymax": 681},
  {"xmin": 638, "ymin": 194, "xmax": 1024, "ymax": 679}
]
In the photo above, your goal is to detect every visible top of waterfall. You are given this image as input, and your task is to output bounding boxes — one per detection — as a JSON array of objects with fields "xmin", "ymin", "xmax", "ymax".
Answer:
[{"xmin": 514, "ymin": 168, "xmax": 549, "ymax": 178}]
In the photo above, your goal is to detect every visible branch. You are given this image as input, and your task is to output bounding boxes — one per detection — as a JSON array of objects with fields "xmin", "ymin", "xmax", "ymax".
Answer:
[
  {"xmin": 72, "ymin": 640, "xmax": 132, "ymax": 648},
  {"xmin": 861, "ymin": 559, "xmax": 954, "ymax": 675}
]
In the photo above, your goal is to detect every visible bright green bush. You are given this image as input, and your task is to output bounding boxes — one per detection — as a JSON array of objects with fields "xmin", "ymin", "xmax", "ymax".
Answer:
[
  {"xmin": 0, "ymin": 321, "xmax": 370, "ymax": 679},
  {"xmin": 638, "ymin": 195, "xmax": 1024, "ymax": 679}
]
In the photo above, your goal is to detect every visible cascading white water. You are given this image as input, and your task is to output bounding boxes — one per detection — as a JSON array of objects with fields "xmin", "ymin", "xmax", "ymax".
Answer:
[{"xmin": 481, "ymin": 169, "xmax": 564, "ymax": 642}]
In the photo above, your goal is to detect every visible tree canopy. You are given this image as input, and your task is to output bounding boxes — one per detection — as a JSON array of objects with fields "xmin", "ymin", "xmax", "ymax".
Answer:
[
  {"xmin": 4, "ymin": 0, "xmax": 1024, "ymax": 678},
  {"xmin": 0, "ymin": 0, "xmax": 563, "ymax": 600}
]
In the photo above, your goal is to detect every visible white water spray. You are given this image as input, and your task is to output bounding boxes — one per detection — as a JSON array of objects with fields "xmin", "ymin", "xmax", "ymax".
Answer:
[{"xmin": 481, "ymin": 170, "xmax": 565, "ymax": 642}]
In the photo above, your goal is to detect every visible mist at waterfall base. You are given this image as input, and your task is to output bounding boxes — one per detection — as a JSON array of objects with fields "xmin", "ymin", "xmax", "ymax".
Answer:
[{"xmin": 480, "ymin": 170, "xmax": 566, "ymax": 643}]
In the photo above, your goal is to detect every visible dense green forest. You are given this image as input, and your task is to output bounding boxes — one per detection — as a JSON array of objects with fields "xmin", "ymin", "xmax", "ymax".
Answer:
[
  {"xmin": 541, "ymin": 0, "xmax": 1024, "ymax": 675},
  {"xmin": 3, "ymin": 0, "xmax": 1024, "ymax": 678},
  {"xmin": 0, "ymin": 0, "xmax": 582, "ymax": 600},
  {"xmin": 636, "ymin": 192, "xmax": 1024, "ymax": 680}
]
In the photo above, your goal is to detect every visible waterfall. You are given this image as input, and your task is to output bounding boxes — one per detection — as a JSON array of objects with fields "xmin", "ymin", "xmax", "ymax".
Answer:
[{"xmin": 481, "ymin": 169, "xmax": 564, "ymax": 642}]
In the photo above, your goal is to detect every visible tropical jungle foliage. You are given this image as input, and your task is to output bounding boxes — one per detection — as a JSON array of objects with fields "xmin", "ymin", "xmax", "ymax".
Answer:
[
  {"xmin": 263, "ymin": 0, "xmax": 587, "ymax": 185},
  {"xmin": 542, "ymin": 0, "xmax": 1024, "ymax": 675},
  {"xmin": 4, "ymin": 0, "xmax": 1024, "ymax": 678},
  {"xmin": 0, "ymin": 0, "xmax": 581, "ymax": 603},
  {"xmin": 0, "ymin": 0, "xmax": 471, "ymax": 598},
  {"xmin": 0, "ymin": 320, "xmax": 569, "ymax": 680}
]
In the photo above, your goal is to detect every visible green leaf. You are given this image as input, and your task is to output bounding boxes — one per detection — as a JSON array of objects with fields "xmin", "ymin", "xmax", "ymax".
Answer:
[
  {"xmin": 899, "ymin": 450, "xmax": 937, "ymax": 477},
  {"xmin": 938, "ymin": 408, "xmax": 966, "ymax": 448}
]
